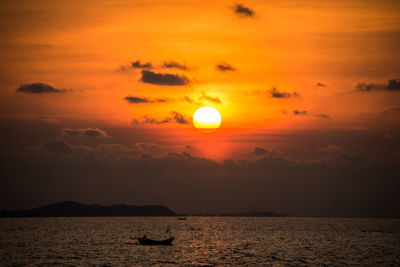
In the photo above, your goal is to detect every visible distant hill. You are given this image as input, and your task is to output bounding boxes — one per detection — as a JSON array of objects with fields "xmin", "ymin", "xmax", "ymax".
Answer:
[
  {"xmin": 221, "ymin": 211, "xmax": 287, "ymax": 217},
  {"xmin": 0, "ymin": 201, "xmax": 176, "ymax": 217}
]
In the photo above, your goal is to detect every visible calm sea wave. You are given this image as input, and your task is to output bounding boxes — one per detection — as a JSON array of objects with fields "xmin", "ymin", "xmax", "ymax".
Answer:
[{"xmin": 0, "ymin": 217, "xmax": 399, "ymax": 266}]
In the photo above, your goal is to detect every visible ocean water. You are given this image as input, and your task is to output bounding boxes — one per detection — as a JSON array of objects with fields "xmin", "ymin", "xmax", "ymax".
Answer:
[{"xmin": 0, "ymin": 217, "xmax": 399, "ymax": 266}]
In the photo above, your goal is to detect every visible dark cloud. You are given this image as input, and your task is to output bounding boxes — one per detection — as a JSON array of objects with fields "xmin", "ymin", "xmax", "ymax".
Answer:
[
  {"xmin": 1, "ymin": 117, "xmax": 400, "ymax": 217},
  {"xmin": 199, "ymin": 92, "xmax": 222, "ymax": 104},
  {"xmin": 16, "ymin": 82, "xmax": 67, "ymax": 94},
  {"xmin": 62, "ymin": 128, "xmax": 109, "ymax": 137},
  {"xmin": 171, "ymin": 111, "xmax": 188, "ymax": 124},
  {"xmin": 355, "ymin": 82, "xmax": 383, "ymax": 92},
  {"xmin": 132, "ymin": 111, "xmax": 189, "ymax": 125},
  {"xmin": 314, "ymin": 113, "xmax": 331, "ymax": 119},
  {"xmin": 132, "ymin": 116, "xmax": 171, "ymax": 125},
  {"xmin": 355, "ymin": 78, "xmax": 400, "ymax": 92},
  {"xmin": 217, "ymin": 63, "xmax": 235, "ymax": 72},
  {"xmin": 234, "ymin": 4, "xmax": 254, "ymax": 17},
  {"xmin": 382, "ymin": 106, "xmax": 400, "ymax": 115},
  {"xmin": 386, "ymin": 79, "xmax": 400, "ymax": 91},
  {"xmin": 293, "ymin": 110, "xmax": 307, "ymax": 115},
  {"xmin": 2, "ymin": 147, "xmax": 398, "ymax": 217},
  {"xmin": 136, "ymin": 142, "xmax": 159, "ymax": 150},
  {"xmin": 124, "ymin": 96, "xmax": 150, "ymax": 103},
  {"xmin": 41, "ymin": 139, "xmax": 70, "ymax": 152},
  {"xmin": 140, "ymin": 70, "xmax": 189, "ymax": 86},
  {"xmin": 162, "ymin": 61, "xmax": 188, "ymax": 70},
  {"xmin": 269, "ymin": 88, "xmax": 300, "ymax": 98},
  {"xmin": 131, "ymin": 60, "xmax": 153, "ymax": 69},
  {"xmin": 253, "ymin": 147, "xmax": 268, "ymax": 156},
  {"xmin": 312, "ymin": 145, "xmax": 366, "ymax": 163},
  {"xmin": 124, "ymin": 96, "xmax": 167, "ymax": 104},
  {"xmin": 317, "ymin": 145, "xmax": 345, "ymax": 153},
  {"xmin": 316, "ymin": 82, "xmax": 325, "ymax": 87}
]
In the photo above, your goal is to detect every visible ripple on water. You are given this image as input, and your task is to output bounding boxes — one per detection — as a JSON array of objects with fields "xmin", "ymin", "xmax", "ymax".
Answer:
[{"xmin": 0, "ymin": 217, "xmax": 399, "ymax": 266}]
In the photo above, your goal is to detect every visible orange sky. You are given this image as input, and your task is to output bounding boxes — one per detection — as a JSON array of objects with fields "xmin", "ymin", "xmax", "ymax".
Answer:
[
  {"xmin": 0, "ymin": 0, "xmax": 399, "ymax": 161},
  {"xmin": 1, "ymin": 0, "xmax": 400, "ymax": 216}
]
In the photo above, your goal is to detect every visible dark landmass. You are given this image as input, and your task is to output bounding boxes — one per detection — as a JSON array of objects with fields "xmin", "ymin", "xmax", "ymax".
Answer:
[
  {"xmin": 221, "ymin": 211, "xmax": 287, "ymax": 217},
  {"xmin": 0, "ymin": 201, "xmax": 176, "ymax": 217},
  {"xmin": 183, "ymin": 211, "xmax": 288, "ymax": 217}
]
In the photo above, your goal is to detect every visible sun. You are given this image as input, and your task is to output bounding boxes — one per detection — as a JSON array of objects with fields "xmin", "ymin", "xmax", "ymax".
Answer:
[{"xmin": 193, "ymin": 106, "xmax": 222, "ymax": 133}]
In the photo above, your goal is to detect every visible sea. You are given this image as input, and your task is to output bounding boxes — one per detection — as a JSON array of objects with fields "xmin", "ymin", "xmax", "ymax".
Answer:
[{"xmin": 0, "ymin": 217, "xmax": 399, "ymax": 266}]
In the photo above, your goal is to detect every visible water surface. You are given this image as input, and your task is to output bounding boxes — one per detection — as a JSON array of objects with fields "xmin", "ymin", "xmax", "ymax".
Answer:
[{"xmin": 1, "ymin": 217, "xmax": 399, "ymax": 266}]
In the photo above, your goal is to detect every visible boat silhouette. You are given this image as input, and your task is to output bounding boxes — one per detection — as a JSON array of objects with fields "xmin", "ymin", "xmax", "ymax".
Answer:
[
  {"xmin": 137, "ymin": 227, "xmax": 174, "ymax": 245},
  {"xmin": 137, "ymin": 235, "xmax": 174, "ymax": 245}
]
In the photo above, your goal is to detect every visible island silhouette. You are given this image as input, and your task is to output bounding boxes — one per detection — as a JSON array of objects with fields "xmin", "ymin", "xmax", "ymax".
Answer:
[
  {"xmin": 0, "ymin": 201, "xmax": 288, "ymax": 217},
  {"xmin": 0, "ymin": 201, "xmax": 176, "ymax": 217}
]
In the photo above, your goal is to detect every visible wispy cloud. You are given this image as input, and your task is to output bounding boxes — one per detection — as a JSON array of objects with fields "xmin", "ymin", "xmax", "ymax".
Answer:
[
  {"xmin": 355, "ymin": 78, "xmax": 400, "ymax": 92},
  {"xmin": 17, "ymin": 82, "xmax": 67, "ymax": 94},
  {"xmin": 314, "ymin": 113, "xmax": 331, "ymax": 119},
  {"xmin": 269, "ymin": 88, "xmax": 300, "ymax": 98},
  {"xmin": 234, "ymin": 4, "xmax": 254, "ymax": 17},
  {"xmin": 140, "ymin": 70, "xmax": 189, "ymax": 86},
  {"xmin": 132, "ymin": 111, "xmax": 189, "ymax": 125},
  {"xmin": 162, "ymin": 61, "xmax": 188, "ymax": 70},
  {"xmin": 124, "ymin": 96, "xmax": 167, "ymax": 104},
  {"xmin": 293, "ymin": 110, "xmax": 307, "ymax": 115},
  {"xmin": 61, "ymin": 128, "xmax": 109, "ymax": 137},
  {"xmin": 216, "ymin": 63, "xmax": 235, "ymax": 72},
  {"xmin": 199, "ymin": 92, "xmax": 222, "ymax": 104},
  {"xmin": 131, "ymin": 60, "xmax": 153, "ymax": 69}
]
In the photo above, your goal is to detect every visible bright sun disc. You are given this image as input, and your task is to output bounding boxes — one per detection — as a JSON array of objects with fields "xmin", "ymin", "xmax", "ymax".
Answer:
[{"xmin": 193, "ymin": 106, "xmax": 222, "ymax": 133}]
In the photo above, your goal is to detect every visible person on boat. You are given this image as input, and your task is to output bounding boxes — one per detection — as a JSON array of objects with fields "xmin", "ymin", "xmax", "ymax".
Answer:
[{"xmin": 142, "ymin": 234, "xmax": 147, "ymax": 240}]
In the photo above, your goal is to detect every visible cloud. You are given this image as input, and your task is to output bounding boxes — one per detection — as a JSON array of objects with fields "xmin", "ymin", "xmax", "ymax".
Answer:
[
  {"xmin": 253, "ymin": 147, "xmax": 268, "ymax": 156},
  {"xmin": 269, "ymin": 88, "xmax": 300, "ymax": 98},
  {"xmin": 386, "ymin": 79, "xmax": 400, "ymax": 91},
  {"xmin": 199, "ymin": 92, "xmax": 222, "ymax": 104},
  {"xmin": 317, "ymin": 145, "xmax": 345, "ymax": 153},
  {"xmin": 132, "ymin": 111, "xmax": 189, "ymax": 125},
  {"xmin": 140, "ymin": 70, "xmax": 189, "ymax": 86},
  {"xmin": 131, "ymin": 60, "xmax": 153, "ymax": 69},
  {"xmin": 182, "ymin": 96, "xmax": 194, "ymax": 104},
  {"xmin": 16, "ymin": 82, "xmax": 67, "ymax": 94},
  {"xmin": 124, "ymin": 96, "xmax": 167, "ymax": 104},
  {"xmin": 136, "ymin": 142, "xmax": 159, "ymax": 150},
  {"xmin": 162, "ymin": 61, "xmax": 188, "ymax": 70},
  {"xmin": 124, "ymin": 96, "xmax": 150, "ymax": 103},
  {"xmin": 314, "ymin": 113, "xmax": 331, "ymax": 119},
  {"xmin": 293, "ymin": 110, "xmax": 307, "ymax": 115},
  {"xmin": 355, "ymin": 78, "xmax": 400, "ymax": 92},
  {"xmin": 216, "ymin": 63, "xmax": 235, "ymax": 72},
  {"xmin": 40, "ymin": 139, "xmax": 71, "ymax": 152},
  {"xmin": 382, "ymin": 106, "xmax": 400, "ymax": 115},
  {"xmin": 383, "ymin": 134, "xmax": 395, "ymax": 139},
  {"xmin": 355, "ymin": 82, "xmax": 383, "ymax": 92},
  {"xmin": 316, "ymin": 82, "xmax": 325, "ymax": 87},
  {"xmin": 234, "ymin": 4, "xmax": 254, "ymax": 17},
  {"xmin": 62, "ymin": 128, "xmax": 109, "ymax": 137},
  {"xmin": 171, "ymin": 111, "xmax": 188, "ymax": 124}
]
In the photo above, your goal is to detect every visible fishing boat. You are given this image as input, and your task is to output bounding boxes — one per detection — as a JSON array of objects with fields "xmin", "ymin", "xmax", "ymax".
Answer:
[
  {"xmin": 137, "ymin": 235, "xmax": 174, "ymax": 245},
  {"xmin": 137, "ymin": 227, "xmax": 174, "ymax": 245}
]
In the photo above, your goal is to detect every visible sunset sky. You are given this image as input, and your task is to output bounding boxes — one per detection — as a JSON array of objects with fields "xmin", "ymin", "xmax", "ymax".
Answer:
[{"xmin": 1, "ymin": 0, "xmax": 399, "ymax": 217}]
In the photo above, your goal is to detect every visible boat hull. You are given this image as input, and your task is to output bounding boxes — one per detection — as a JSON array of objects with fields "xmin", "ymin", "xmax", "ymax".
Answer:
[{"xmin": 137, "ymin": 237, "xmax": 174, "ymax": 245}]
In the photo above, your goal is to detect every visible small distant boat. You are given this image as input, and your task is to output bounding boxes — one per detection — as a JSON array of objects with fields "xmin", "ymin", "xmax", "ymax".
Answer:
[
  {"xmin": 178, "ymin": 217, "xmax": 186, "ymax": 220},
  {"xmin": 137, "ymin": 227, "xmax": 174, "ymax": 245},
  {"xmin": 137, "ymin": 236, "xmax": 174, "ymax": 245}
]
